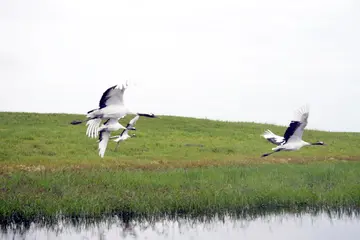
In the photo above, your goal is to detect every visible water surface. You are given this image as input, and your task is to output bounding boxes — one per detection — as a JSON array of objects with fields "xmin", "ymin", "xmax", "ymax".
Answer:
[{"xmin": 2, "ymin": 210, "xmax": 360, "ymax": 240}]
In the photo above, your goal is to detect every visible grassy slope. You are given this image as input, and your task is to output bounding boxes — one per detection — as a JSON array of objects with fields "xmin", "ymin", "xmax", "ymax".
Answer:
[
  {"xmin": 0, "ymin": 112, "xmax": 359, "ymax": 171},
  {"xmin": 1, "ymin": 112, "xmax": 360, "ymax": 222}
]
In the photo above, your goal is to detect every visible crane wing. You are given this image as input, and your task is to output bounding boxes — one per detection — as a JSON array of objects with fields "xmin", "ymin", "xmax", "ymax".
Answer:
[
  {"xmin": 86, "ymin": 118, "xmax": 102, "ymax": 138},
  {"xmin": 119, "ymin": 128, "xmax": 128, "ymax": 137},
  {"xmin": 98, "ymin": 130, "xmax": 110, "ymax": 158},
  {"xmin": 283, "ymin": 121, "xmax": 302, "ymax": 143},
  {"xmin": 285, "ymin": 105, "xmax": 310, "ymax": 143},
  {"xmin": 98, "ymin": 82, "xmax": 128, "ymax": 109},
  {"xmin": 128, "ymin": 115, "xmax": 140, "ymax": 127},
  {"xmin": 261, "ymin": 129, "xmax": 285, "ymax": 145}
]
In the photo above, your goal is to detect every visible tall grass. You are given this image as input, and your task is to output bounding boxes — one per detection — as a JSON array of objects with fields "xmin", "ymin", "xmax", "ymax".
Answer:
[{"xmin": 2, "ymin": 162, "xmax": 360, "ymax": 224}]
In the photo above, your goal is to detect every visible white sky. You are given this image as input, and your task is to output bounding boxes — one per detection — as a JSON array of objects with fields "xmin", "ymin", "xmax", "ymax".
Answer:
[{"xmin": 0, "ymin": 0, "xmax": 359, "ymax": 132}]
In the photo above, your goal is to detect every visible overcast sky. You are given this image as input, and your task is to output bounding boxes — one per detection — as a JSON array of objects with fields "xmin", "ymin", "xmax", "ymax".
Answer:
[{"xmin": 0, "ymin": 0, "xmax": 359, "ymax": 132}]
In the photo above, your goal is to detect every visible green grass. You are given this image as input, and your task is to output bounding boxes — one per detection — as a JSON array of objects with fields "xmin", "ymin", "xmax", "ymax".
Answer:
[
  {"xmin": 1, "ymin": 111, "xmax": 359, "ymax": 169},
  {"xmin": 1, "ymin": 112, "xmax": 360, "ymax": 224}
]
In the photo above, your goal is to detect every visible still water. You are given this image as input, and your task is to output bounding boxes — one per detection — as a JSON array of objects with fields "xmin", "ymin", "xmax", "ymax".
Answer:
[{"xmin": 2, "ymin": 210, "xmax": 360, "ymax": 240}]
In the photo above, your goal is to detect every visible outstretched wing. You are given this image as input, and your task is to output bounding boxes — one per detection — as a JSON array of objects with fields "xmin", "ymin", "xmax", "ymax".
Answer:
[
  {"xmin": 109, "ymin": 129, "xmax": 129, "ymax": 144},
  {"xmin": 285, "ymin": 104, "xmax": 310, "ymax": 143},
  {"xmin": 98, "ymin": 82, "xmax": 128, "ymax": 109},
  {"xmin": 127, "ymin": 115, "xmax": 140, "ymax": 127},
  {"xmin": 119, "ymin": 128, "xmax": 128, "ymax": 137},
  {"xmin": 294, "ymin": 104, "xmax": 309, "ymax": 131},
  {"xmin": 261, "ymin": 129, "xmax": 284, "ymax": 145},
  {"xmin": 98, "ymin": 130, "xmax": 110, "ymax": 158},
  {"xmin": 283, "ymin": 121, "xmax": 302, "ymax": 143},
  {"xmin": 86, "ymin": 118, "xmax": 102, "ymax": 138}
]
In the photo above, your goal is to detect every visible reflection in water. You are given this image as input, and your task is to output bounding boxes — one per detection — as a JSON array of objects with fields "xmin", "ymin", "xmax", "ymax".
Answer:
[{"xmin": 1, "ymin": 208, "xmax": 360, "ymax": 239}]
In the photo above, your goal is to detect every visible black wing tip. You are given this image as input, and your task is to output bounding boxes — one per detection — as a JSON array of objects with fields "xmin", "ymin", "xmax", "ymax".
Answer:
[
  {"xmin": 119, "ymin": 129, "xmax": 127, "ymax": 136},
  {"xmin": 70, "ymin": 120, "xmax": 83, "ymax": 125},
  {"xmin": 125, "ymin": 123, "xmax": 136, "ymax": 130},
  {"xmin": 283, "ymin": 121, "xmax": 301, "ymax": 141},
  {"xmin": 266, "ymin": 137, "xmax": 284, "ymax": 145},
  {"xmin": 137, "ymin": 113, "xmax": 157, "ymax": 118},
  {"xmin": 104, "ymin": 85, "xmax": 117, "ymax": 91},
  {"xmin": 99, "ymin": 129, "xmax": 106, "ymax": 141},
  {"xmin": 87, "ymin": 109, "xmax": 97, "ymax": 114},
  {"xmin": 99, "ymin": 85, "xmax": 118, "ymax": 109}
]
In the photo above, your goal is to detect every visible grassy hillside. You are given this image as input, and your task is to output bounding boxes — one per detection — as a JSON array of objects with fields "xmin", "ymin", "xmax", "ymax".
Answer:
[
  {"xmin": 0, "ymin": 112, "xmax": 359, "ymax": 172},
  {"xmin": 1, "ymin": 112, "xmax": 360, "ymax": 224}
]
